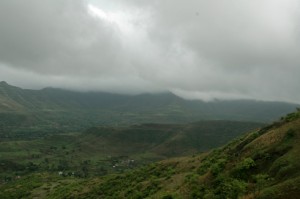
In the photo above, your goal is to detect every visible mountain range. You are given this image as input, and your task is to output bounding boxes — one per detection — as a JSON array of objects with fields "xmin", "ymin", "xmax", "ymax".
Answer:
[{"xmin": 0, "ymin": 81, "xmax": 298, "ymax": 137}]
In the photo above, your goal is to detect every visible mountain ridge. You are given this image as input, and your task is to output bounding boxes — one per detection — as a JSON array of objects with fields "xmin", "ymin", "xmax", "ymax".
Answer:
[{"xmin": 0, "ymin": 81, "xmax": 299, "ymax": 137}]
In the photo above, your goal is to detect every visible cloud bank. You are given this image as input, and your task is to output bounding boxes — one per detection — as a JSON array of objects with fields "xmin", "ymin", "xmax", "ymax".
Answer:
[{"xmin": 0, "ymin": 0, "xmax": 300, "ymax": 103}]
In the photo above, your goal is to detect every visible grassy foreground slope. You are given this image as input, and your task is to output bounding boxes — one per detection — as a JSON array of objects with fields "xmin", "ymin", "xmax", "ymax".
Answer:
[
  {"xmin": 55, "ymin": 111, "xmax": 300, "ymax": 198},
  {"xmin": 78, "ymin": 110, "xmax": 300, "ymax": 199},
  {"xmin": 1, "ymin": 111, "xmax": 299, "ymax": 198}
]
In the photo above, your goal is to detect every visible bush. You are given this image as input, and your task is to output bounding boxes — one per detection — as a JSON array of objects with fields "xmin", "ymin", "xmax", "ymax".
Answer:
[
  {"xmin": 253, "ymin": 174, "xmax": 270, "ymax": 194},
  {"xmin": 214, "ymin": 176, "xmax": 247, "ymax": 199},
  {"xmin": 211, "ymin": 158, "xmax": 227, "ymax": 176},
  {"xmin": 232, "ymin": 158, "xmax": 256, "ymax": 179},
  {"xmin": 258, "ymin": 187, "xmax": 279, "ymax": 199},
  {"xmin": 285, "ymin": 129, "xmax": 295, "ymax": 140}
]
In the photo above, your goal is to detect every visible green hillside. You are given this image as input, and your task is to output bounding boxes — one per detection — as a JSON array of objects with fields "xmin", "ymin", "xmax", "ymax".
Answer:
[
  {"xmin": 0, "ymin": 81, "xmax": 298, "ymax": 138},
  {"xmin": 75, "ymin": 110, "xmax": 298, "ymax": 199},
  {"xmin": 83, "ymin": 121, "xmax": 263, "ymax": 157},
  {"xmin": 0, "ymin": 121, "xmax": 262, "ymax": 182},
  {"xmin": 1, "ymin": 110, "xmax": 298, "ymax": 198}
]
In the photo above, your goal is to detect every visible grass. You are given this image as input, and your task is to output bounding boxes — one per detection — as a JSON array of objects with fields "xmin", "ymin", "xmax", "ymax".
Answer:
[
  {"xmin": 0, "ymin": 120, "xmax": 263, "ymax": 182},
  {"xmin": 1, "ymin": 111, "xmax": 299, "ymax": 198}
]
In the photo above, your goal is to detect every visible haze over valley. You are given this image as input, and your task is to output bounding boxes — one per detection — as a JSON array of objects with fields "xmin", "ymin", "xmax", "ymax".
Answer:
[{"xmin": 1, "ymin": 0, "xmax": 300, "ymax": 198}]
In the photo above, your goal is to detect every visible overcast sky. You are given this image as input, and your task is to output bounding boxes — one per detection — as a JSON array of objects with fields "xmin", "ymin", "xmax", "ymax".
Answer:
[{"xmin": 0, "ymin": 0, "xmax": 300, "ymax": 103}]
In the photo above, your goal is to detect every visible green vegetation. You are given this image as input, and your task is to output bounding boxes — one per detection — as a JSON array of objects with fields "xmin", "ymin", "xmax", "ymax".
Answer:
[
  {"xmin": 0, "ymin": 81, "xmax": 298, "ymax": 139},
  {"xmin": 75, "ymin": 109, "xmax": 299, "ymax": 199},
  {"xmin": 1, "ymin": 81, "xmax": 300, "ymax": 198},
  {"xmin": 0, "ymin": 110, "xmax": 299, "ymax": 198},
  {"xmin": 0, "ymin": 121, "xmax": 262, "ymax": 183}
]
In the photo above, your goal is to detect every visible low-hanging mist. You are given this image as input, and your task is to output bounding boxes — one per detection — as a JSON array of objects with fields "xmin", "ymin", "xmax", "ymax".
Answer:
[{"xmin": 0, "ymin": 0, "xmax": 300, "ymax": 103}]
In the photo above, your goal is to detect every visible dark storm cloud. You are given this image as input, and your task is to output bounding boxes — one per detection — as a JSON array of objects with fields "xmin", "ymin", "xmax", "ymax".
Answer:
[{"xmin": 0, "ymin": 0, "xmax": 300, "ymax": 102}]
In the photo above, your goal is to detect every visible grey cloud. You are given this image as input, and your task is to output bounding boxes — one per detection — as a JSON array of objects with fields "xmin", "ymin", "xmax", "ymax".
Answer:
[
  {"xmin": 0, "ymin": 0, "xmax": 300, "ymax": 103},
  {"xmin": 0, "ymin": 0, "xmax": 123, "ymax": 76}
]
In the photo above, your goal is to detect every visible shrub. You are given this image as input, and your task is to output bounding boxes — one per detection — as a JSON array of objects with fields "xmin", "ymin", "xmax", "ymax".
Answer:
[
  {"xmin": 232, "ymin": 158, "xmax": 256, "ymax": 179},
  {"xmin": 285, "ymin": 129, "xmax": 295, "ymax": 140},
  {"xmin": 211, "ymin": 158, "xmax": 227, "ymax": 176},
  {"xmin": 253, "ymin": 174, "xmax": 270, "ymax": 194},
  {"xmin": 214, "ymin": 176, "xmax": 247, "ymax": 199}
]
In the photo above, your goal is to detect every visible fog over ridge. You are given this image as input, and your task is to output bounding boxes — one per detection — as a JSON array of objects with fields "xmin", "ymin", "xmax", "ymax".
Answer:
[{"xmin": 0, "ymin": 0, "xmax": 300, "ymax": 103}]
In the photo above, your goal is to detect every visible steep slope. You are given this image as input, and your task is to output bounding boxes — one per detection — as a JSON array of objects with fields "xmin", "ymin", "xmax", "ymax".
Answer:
[{"xmin": 21, "ymin": 110, "xmax": 298, "ymax": 199}]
